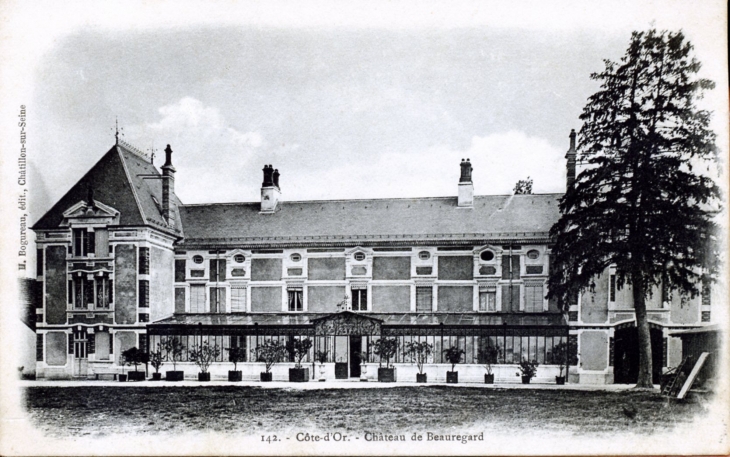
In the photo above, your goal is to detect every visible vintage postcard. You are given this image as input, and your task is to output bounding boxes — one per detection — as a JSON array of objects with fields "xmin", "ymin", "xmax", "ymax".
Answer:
[{"xmin": 0, "ymin": 0, "xmax": 728, "ymax": 455}]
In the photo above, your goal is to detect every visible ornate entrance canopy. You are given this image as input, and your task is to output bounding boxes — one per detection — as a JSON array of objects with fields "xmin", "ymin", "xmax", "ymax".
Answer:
[{"xmin": 312, "ymin": 311, "xmax": 382, "ymax": 336}]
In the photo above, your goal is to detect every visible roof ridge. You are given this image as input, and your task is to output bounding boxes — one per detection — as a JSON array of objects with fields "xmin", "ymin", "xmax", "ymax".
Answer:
[{"xmin": 179, "ymin": 192, "xmax": 564, "ymax": 208}]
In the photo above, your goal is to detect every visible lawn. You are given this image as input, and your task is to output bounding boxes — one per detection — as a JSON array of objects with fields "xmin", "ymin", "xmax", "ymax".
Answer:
[{"xmin": 23, "ymin": 386, "xmax": 707, "ymax": 438}]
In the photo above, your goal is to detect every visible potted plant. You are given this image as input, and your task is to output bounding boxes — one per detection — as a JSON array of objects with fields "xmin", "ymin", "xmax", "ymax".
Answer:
[
  {"xmin": 404, "ymin": 341, "xmax": 433, "ymax": 383},
  {"xmin": 252, "ymin": 339, "xmax": 287, "ymax": 382},
  {"xmin": 189, "ymin": 340, "xmax": 221, "ymax": 382},
  {"xmin": 122, "ymin": 347, "xmax": 148, "ymax": 381},
  {"xmin": 443, "ymin": 346, "xmax": 465, "ymax": 384},
  {"xmin": 286, "ymin": 337, "xmax": 313, "ymax": 382},
  {"xmin": 149, "ymin": 344, "xmax": 164, "ymax": 380},
  {"xmin": 372, "ymin": 337, "xmax": 399, "ymax": 382},
  {"xmin": 163, "ymin": 337, "xmax": 185, "ymax": 381},
  {"xmin": 315, "ymin": 350, "xmax": 328, "ymax": 382},
  {"xmin": 518, "ymin": 359, "xmax": 539, "ymax": 384},
  {"xmin": 549, "ymin": 341, "xmax": 576, "ymax": 385},
  {"xmin": 227, "ymin": 345, "xmax": 246, "ymax": 382},
  {"xmin": 479, "ymin": 344, "xmax": 501, "ymax": 384}
]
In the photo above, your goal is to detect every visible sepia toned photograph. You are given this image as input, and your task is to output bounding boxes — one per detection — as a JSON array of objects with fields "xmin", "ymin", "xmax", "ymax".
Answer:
[{"xmin": 0, "ymin": 1, "xmax": 727, "ymax": 455}]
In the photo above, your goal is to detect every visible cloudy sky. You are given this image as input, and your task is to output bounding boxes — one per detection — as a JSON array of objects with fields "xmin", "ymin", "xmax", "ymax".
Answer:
[{"xmin": 1, "ymin": 0, "xmax": 726, "ymax": 221}]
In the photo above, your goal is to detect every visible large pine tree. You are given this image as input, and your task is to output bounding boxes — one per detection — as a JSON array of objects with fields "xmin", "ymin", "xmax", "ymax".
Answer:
[{"xmin": 548, "ymin": 29, "xmax": 720, "ymax": 388}]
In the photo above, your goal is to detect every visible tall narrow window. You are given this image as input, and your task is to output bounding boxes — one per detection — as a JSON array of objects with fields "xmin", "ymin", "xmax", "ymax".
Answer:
[
  {"xmin": 189, "ymin": 285, "xmax": 206, "ymax": 313},
  {"xmin": 524, "ymin": 284, "xmax": 544, "ymax": 312},
  {"xmin": 479, "ymin": 290, "xmax": 496, "ymax": 312},
  {"xmin": 416, "ymin": 286, "xmax": 433, "ymax": 312},
  {"xmin": 139, "ymin": 247, "xmax": 150, "ymax": 275},
  {"xmin": 501, "ymin": 255, "xmax": 521, "ymax": 280},
  {"xmin": 138, "ymin": 280, "xmax": 150, "ymax": 307},
  {"xmin": 209, "ymin": 287, "xmax": 226, "ymax": 313},
  {"xmin": 174, "ymin": 259, "xmax": 186, "ymax": 282},
  {"xmin": 210, "ymin": 259, "xmax": 227, "ymax": 282},
  {"xmin": 231, "ymin": 287, "xmax": 247, "ymax": 312},
  {"xmin": 609, "ymin": 273, "xmax": 617, "ymax": 302},
  {"xmin": 352, "ymin": 288, "xmax": 367, "ymax": 311},
  {"xmin": 36, "ymin": 249, "xmax": 43, "ymax": 276},
  {"xmin": 73, "ymin": 229, "xmax": 88, "ymax": 257},
  {"xmin": 288, "ymin": 289, "xmax": 303, "ymax": 312}
]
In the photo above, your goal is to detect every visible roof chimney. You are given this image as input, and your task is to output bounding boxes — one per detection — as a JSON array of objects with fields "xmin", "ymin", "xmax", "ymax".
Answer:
[
  {"xmin": 161, "ymin": 144, "xmax": 176, "ymax": 227},
  {"xmin": 457, "ymin": 158, "xmax": 474, "ymax": 207},
  {"xmin": 261, "ymin": 164, "xmax": 281, "ymax": 213},
  {"xmin": 565, "ymin": 129, "xmax": 576, "ymax": 190}
]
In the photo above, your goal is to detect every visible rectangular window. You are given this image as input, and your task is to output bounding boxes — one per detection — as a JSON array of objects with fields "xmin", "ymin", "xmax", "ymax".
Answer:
[
  {"xmin": 209, "ymin": 287, "xmax": 226, "ymax": 313},
  {"xmin": 288, "ymin": 289, "xmax": 303, "ymax": 312},
  {"xmin": 95, "ymin": 277, "xmax": 112, "ymax": 309},
  {"xmin": 138, "ymin": 280, "xmax": 150, "ymax": 307},
  {"xmin": 479, "ymin": 290, "xmax": 496, "ymax": 312},
  {"xmin": 139, "ymin": 334, "xmax": 148, "ymax": 353},
  {"xmin": 175, "ymin": 259, "xmax": 186, "ymax": 282},
  {"xmin": 73, "ymin": 229, "xmax": 87, "ymax": 257},
  {"xmin": 72, "ymin": 277, "xmax": 97, "ymax": 309},
  {"xmin": 352, "ymin": 289, "xmax": 367, "ymax": 311},
  {"xmin": 501, "ymin": 255, "xmax": 521, "ymax": 280},
  {"xmin": 209, "ymin": 259, "xmax": 227, "ymax": 282},
  {"xmin": 190, "ymin": 285, "xmax": 206, "ymax": 313},
  {"xmin": 36, "ymin": 334, "xmax": 44, "ymax": 362},
  {"xmin": 36, "ymin": 249, "xmax": 43, "ymax": 276},
  {"xmin": 524, "ymin": 284, "xmax": 544, "ymax": 312},
  {"xmin": 501, "ymin": 285, "xmax": 521, "ymax": 312},
  {"xmin": 416, "ymin": 286, "xmax": 433, "ymax": 312},
  {"xmin": 609, "ymin": 274, "xmax": 616, "ymax": 302},
  {"xmin": 231, "ymin": 287, "xmax": 246, "ymax": 312},
  {"xmin": 139, "ymin": 247, "xmax": 150, "ymax": 275}
]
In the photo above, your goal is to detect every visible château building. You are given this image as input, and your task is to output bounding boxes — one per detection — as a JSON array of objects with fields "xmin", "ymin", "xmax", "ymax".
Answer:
[{"xmin": 30, "ymin": 131, "xmax": 712, "ymax": 383}]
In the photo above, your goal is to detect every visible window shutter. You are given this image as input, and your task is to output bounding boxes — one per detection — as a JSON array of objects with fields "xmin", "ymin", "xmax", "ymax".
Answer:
[
  {"xmin": 87, "ymin": 229, "xmax": 95, "ymax": 256},
  {"xmin": 175, "ymin": 259, "xmax": 186, "ymax": 282},
  {"xmin": 210, "ymin": 259, "xmax": 217, "ymax": 281},
  {"xmin": 219, "ymin": 260, "xmax": 226, "ymax": 281},
  {"xmin": 139, "ymin": 247, "xmax": 150, "ymax": 275},
  {"xmin": 501, "ymin": 255, "xmax": 521, "ymax": 280},
  {"xmin": 68, "ymin": 334, "xmax": 74, "ymax": 354},
  {"xmin": 210, "ymin": 287, "xmax": 218, "ymax": 313}
]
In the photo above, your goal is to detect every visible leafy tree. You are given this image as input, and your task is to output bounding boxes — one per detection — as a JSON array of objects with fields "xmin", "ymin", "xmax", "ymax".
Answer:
[
  {"xmin": 404, "ymin": 341, "xmax": 433, "ymax": 375},
  {"xmin": 548, "ymin": 29, "xmax": 720, "ymax": 388},
  {"xmin": 121, "ymin": 347, "xmax": 148, "ymax": 373},
  {"xmin": 149, "ymin": 344, "xmax": 164, "ymax": 374},
  {"xmin": 251, "ymin": 339, "xmax": 288, "ymax": 373},
  {"xmin": 372, "ymin": 338, "xmax": 399, "ymax": 368},
  {"xmin": 189, "ymin": 341, "xmax": 221, "ymax": 374},
  {"xmin": 285, "ymin": 337, "xmax": 314, "ymax": 368},
  {"xmin": 443, "ymin": 346, "xmax": 465, "ymax": 372},
  {"xmin": 227, "ymin": 346, "xmax": 247, "ymax": 371},
  {"xmin": 162, "ymin": 337, "xmax": 184, "ymax": 371},
  {"xmin": 513, "ymin": 177, "xmax": 533, "ymax": 194}
]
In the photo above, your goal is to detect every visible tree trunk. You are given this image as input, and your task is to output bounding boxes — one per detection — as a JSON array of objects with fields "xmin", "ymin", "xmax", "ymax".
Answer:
[{"xmin": 632, "ymin": 278, "xmax": 654, "ymax": 388}]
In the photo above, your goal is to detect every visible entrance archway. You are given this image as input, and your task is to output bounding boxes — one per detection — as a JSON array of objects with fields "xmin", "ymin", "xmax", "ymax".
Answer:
[{"xmin": 614, "ymin": 325, "xmax": 663, "ymax": 384}]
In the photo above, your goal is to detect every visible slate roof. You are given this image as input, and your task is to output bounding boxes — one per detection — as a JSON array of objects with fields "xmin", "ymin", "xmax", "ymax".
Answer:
[
  {"xmin": 33, "ymin": 144, "xmax": 183, "ymax": 237},
  {"xmin": 178, "ymin": 193, "xmax": 562, "ymax": 247},
  {"xmin": 149, "ymin": 312, "xmax": 568, "ymax": 328}
]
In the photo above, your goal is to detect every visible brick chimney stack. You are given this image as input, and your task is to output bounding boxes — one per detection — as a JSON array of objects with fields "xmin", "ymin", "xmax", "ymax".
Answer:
[
  {"xmin": 161, "ymin": 144, "xmax": 176, "ymax": 227},
  {"xmin": 260, "ymin": 164, "xmax": 281, "ymax": 213},
  {"xmin": 566, "ymin": 129, "xmax": 577, "ymax": 190},
  {"xmin": 457, "ymin": 158, "xmax": 474, "ymax": 207}
]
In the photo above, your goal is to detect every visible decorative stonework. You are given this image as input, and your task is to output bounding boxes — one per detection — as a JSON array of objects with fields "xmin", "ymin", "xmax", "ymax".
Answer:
[{"xmin": 313, "ymin": 311, "xmax": 382, "ymax": 336}]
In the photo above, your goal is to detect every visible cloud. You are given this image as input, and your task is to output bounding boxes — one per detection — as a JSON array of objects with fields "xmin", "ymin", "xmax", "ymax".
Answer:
[
  {"xmin": 284, "ymin": 130, "xmax": 567, "ymax": 201},
  {"xmin": 125, "ymin": 97, "xmax": 266, "ymax": 203}
]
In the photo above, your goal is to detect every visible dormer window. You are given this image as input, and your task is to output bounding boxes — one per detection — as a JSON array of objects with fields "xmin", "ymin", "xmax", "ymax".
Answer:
[{"xmin": 73, "ymin": 228, "xmax": 95, "ymax": 257}]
